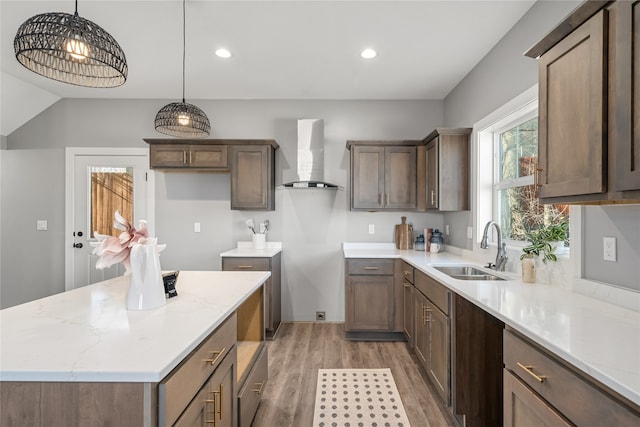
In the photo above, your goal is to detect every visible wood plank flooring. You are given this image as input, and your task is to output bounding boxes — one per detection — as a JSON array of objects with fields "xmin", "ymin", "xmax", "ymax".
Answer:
[{"xmin": 252, "ymin": 322, "xmax": 456, "ymax": 427}]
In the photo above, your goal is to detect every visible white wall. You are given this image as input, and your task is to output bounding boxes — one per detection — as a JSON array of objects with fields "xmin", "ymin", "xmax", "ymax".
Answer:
[{"xmin": 2, "ymin": 99, "xmax": 445, "ymax": 315}]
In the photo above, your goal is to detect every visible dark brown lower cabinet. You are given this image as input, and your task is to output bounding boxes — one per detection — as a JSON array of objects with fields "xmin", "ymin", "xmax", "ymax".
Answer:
[
  {"xmin": 414, "ymin": 285, "xmax": 451, "ymax": 405},
  {"xmin": 175, "ymin": 347, "xmax": 237, "ymax": 427},
  {"xmin": 453, "ymin": 295, "xmax": 504, "ymax": 427},
  {"xmin": 503, "ymin": 369, "xmax": 571, "ymax": 427}
]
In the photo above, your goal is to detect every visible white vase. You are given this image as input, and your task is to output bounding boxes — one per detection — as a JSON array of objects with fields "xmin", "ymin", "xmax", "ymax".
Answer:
[
  {"xmin": 521, "ymin": 257, "xmax": 536, "ymax": 283},
  {"xmin": 127, "ymin": 243, "xmax": 166, "ymax": 310}
]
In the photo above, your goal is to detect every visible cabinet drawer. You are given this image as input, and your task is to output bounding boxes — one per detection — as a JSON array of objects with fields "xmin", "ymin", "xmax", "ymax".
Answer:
[
  {"xmin": 159, "ymin": 313, "xmax": 237, "ymax": 426},
  {"xmin": 504, "ymin": 329, "xmax": 640, "ymax": 426},
  {"xmin": 222, "ymin": 257, "xmax": 271, "ymax": 271},
  {"xmin": 400, "ymin": 261, "xmax": 414, "ymax": 284},
  {"xmin": 238, "ymin": 345, "xmax": 268, "ymax": 427},
  {"xmin": 347, "ymin": 259, "xmax": 394, "ymax": 275},
  {"xmin": 415, "ymin": 271, "xmax": 450, "ymax": 315}
]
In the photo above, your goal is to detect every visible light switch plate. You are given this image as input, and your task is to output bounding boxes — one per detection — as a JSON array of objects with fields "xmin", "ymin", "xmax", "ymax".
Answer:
[
  {"xmin": 603, "ymin": 237, "xmax": 616, "ymax": 262},
  {"xmin": 368, "ymin": 224, "xmax": 375, "ymax": 234},
  {"xmin": 467, "ymin": 226, "xmax": 473, "ymax": 239},
  {"xmin": 194, "ymin": 222, "xmax": 201, "ymax": 233},
  {"xmin": 445, "ymin": 224, "xmax": 450, "ymax": 235}
]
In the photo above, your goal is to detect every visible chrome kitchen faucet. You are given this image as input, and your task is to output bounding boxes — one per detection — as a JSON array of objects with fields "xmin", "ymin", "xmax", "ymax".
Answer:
[{"xmin": 480, "ymin": 220, "xmax": 508, "ymax": 272}]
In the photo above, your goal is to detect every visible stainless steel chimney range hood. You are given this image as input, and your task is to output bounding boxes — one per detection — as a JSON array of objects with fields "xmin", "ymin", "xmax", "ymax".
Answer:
[{"xmin": 280, "ymin": 119, "xmax": 342, "ymax": 190}]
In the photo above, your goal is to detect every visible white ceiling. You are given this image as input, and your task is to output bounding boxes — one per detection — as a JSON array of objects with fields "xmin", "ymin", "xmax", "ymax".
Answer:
[{"xmin": 1, "ymin": 0, "xmax": 536, "ymax": 102}]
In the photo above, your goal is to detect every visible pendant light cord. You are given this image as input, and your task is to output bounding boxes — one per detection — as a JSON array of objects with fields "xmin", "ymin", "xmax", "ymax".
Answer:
[{"xmin": 182, "ymin": 0, "xmax": 186, "ymax": 103}]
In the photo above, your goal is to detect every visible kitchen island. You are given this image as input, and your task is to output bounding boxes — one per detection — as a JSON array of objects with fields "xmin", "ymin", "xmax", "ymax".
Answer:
[
  {"xmin": 0, "ymin": 270, "xmax": 270, "ymax": 426},
  {"xmin": 344, "ymin": 243, "xmax": 640, "ymax": 424}
]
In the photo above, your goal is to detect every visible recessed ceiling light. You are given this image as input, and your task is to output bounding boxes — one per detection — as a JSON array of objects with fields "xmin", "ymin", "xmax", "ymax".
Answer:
[
  {"xmin": 360, "ymin": 48, "xmax": 377, "ymax": 59},
  {"xmin": 215, "ymin": 48, "xmax": 231, "ymax": 58}
]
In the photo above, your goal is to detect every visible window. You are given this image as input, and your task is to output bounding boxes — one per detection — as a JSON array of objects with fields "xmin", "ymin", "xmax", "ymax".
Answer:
[{"xmin": 493, "ymin": 113, "xmax": 569, "ymax": 245}]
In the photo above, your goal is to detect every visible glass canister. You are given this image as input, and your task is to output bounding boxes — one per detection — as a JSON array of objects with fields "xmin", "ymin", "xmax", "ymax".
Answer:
[
  {"xmin": 430, "ymin": 229, "xmax": 444, "ymax": 253},
  {"xmin": 415, "ymin": 234, "xmax": 425, "ymax": 251}
]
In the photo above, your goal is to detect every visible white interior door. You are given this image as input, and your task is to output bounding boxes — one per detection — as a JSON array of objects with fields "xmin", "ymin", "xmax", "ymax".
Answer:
[{"xmin": 65, "ymin": 148, "xmax": 153, "ymax": 290}]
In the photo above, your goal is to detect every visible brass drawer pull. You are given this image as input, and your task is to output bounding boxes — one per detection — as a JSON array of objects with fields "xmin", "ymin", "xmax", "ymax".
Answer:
[
  {"xmin": 237, "ymin": 265, "xmax": 254, "ymax": 269},
  {"xmin": 205, "ymin": 348, "xmax": 226, "ymax": 366},
  {"xmin": 252, "ymin": 381, "xmax": 265, "ymax": 394},
  {"xmin": 363, "ymin": 267, "xmax": 379, "ymax": 270},
  {"xmin": 403, "ymin": 283, "xmax": 411, "ymax": 288},
  {"xmin": 205, "ymin": 392, "xmax": 217, "ymax": 425},
  {"xmin": 517, "ymin": 361, "xmax": 547, "ymax": 383},
  {"xmin": 403, "ymin": 271, "xmax": 411, "ymax": 276}
]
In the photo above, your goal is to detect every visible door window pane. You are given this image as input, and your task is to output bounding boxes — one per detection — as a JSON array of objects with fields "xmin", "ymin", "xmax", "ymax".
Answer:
[{"xmin": 90, "ymin": 167, "xmax": 133, "ymax": 237}]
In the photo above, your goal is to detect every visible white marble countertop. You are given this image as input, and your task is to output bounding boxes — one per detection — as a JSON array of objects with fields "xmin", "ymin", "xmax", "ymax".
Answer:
[
  {"xmin": 0, "ymin": 271, "xmax": 269, "ymax": 383},
  {"xmin": 220, "ymin": 241, "xmax": 282, "ymax": 257},
  {"xmin": 344, "ymin": 243, "xmax": 640, "ymax": 406}
]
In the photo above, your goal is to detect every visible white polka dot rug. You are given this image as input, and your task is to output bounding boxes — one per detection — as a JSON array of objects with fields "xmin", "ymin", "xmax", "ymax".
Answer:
[{"xmin": 312, "ymin": 368, "xmax": 411, "ymax": 427}]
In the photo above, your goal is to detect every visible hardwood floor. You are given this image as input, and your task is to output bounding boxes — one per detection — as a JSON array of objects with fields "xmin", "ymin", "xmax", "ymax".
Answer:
[{"xmin": 252, "ymin": 322, "xmax": 456, "ymax": 427}]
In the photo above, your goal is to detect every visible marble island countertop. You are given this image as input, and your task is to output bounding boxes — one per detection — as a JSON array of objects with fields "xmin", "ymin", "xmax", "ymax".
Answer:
[
  {"xmin": 0, "ymin": 271, "xmax": 270, "ymax": 383},
  {"xmin": 344, "ymin": 243, "xmax": 640, "ymax": 407}
]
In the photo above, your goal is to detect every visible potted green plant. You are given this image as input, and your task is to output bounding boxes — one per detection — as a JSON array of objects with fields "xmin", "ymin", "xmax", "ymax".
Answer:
[
  {"xmin": 519, "ymin": 221, "xmax": 568, "ymax": 283},
  {"xmin": 520, "ymin": 221, "xmax": 568, "ymax": 264}
]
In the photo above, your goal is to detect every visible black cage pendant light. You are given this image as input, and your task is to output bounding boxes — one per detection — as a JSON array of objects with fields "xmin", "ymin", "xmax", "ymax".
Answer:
[
  {"xmin": 154, "ymin": 0, "xmax": 210, "ymax": 138},
  {"xmin": 14, "ymin": 0, "xmax": 127, "ymax": 88}
]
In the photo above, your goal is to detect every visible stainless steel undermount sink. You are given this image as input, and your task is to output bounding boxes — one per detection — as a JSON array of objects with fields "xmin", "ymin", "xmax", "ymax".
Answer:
[{"xmin": 433, "ymin": 265, "xmax": 506, "ymax": 281}]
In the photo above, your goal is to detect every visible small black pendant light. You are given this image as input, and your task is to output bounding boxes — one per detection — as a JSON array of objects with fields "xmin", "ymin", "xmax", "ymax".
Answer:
[
  {"xmin": 13, "ymin": 0, "xmax": 127, "ymax": 88},
  {"xmin": 154, "ymin": 0, "xmax": 210, "ymax": 138}
]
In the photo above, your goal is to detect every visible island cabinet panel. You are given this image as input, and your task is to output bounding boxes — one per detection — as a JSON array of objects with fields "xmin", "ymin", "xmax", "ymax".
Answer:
[
  {"xmin": 504, "ymin": 328, "xmax": 640, "ymax": 426},
  {"xmin": 174, "ymin": 347, "xmax": 236, "ymax": 427},
  {"xmin": 238, "ymin": 345, "xmax": 268, "ymax": 427},
  {"xmin": 222, "ymin": 254, "xmax": 281, "ymax": 340},
  {"xmin": 0, "ymin": 382, "xmax": 154, "ymax": 427},
  {"xmin": 230, "ymin": 145, "xmax": 275, "ymax": 211},
  {"xmin": 348, "ymin": 142, "xmax": 418, "ymax": 211},
  {"xmin": 159, "ymin": 313, "xmax": 237, "ymax": 426}
]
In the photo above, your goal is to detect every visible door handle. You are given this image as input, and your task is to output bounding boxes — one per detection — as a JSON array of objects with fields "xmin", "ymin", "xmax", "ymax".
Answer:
[{"xmin": 73, "ymin": 243, "xmax": 83, "ymax": 249}]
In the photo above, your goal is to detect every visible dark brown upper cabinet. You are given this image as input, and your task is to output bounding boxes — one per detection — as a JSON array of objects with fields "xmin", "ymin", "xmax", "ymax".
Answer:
[
  {"xmin": 421, "ymin": 128, "xmax": 471, "ymax": 211},
  {"xmin": 347, "ymin": 141, "xmax": 419, "ymax": 211},
  {"xmin": 230, "ymin": 144, "xmax": 276, "ymax": 211},
  {"xmin": 145, "ymin": 139, "xmax": 278, "ymax": 211},
  {"xmin": 526, "ymin": 0, "xmax": 640, "ymax": 204}
]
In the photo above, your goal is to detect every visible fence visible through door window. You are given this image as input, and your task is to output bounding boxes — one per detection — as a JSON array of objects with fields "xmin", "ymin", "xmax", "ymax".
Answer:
[{"xmin": 90, "ymin": 166, "xmax": 134, "ymax": 238}]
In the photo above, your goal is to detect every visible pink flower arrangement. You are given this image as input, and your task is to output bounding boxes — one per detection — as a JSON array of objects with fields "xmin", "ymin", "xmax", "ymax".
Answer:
[{"xmin": 91, "ymin": 211, "xmax": 164, "ymax": 274}]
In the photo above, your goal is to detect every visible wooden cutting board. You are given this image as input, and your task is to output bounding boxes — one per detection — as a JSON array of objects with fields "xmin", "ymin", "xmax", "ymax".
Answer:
[{"xmin": 395, "ymin": 216, "xmax": 413, "ymax": 249}]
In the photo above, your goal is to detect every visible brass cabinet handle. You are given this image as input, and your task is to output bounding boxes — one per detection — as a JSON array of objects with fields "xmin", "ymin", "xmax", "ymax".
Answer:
[
  {"xmin": 237, "ymin": 265, "xmax": 254, "ymax": 269},
  {"xmin": 363, "ymin": 267, "xmax": 379, "ymax": 270},
  {"xmin": 252, "ymin": 381, "xmax": 265, "ymax": 394},
  {"xmin": 431, "ymin": 190, "xmax": 436, "ymax": 205},
  {"xmin": 205, "ymin": 348, "xmax": 226, "ymax": 366},
  {"xmin": 212, "ymin": 384, "xmax": 223, "ymax": 420},
  {"xmin": 183, "ymin": 151, "xmax": 187, "ymax": 164},
  {"xmin": 421, "ymin": 305, "xmax": 432, "ymax": 324},
  {"xmin": 205, "ymin": 392, "xmax": 217, "ymax": 425},
  {"xmin": 378, "ymin": 193, "xmax": 383, "ymax": 206},
  {"xmin": 386, "ymin": 193, "xmax": 389, "ymax": 206},
  {"xmin": 517, "ymin": 361, "xmax": 547, "ymax": 383},
  {"xmin": 403, "ymin": 283, "xmax": 411, "ymax": 288},
  {"xmin": 403, "ymin": 270, "xmax": 411, "ymax": 276}
]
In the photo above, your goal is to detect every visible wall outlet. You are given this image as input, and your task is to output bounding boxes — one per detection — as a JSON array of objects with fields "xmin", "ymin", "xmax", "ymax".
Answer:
[
  {"xmin": 445, "ymin": 224, "xmax": 450, "ymax": 235},
  {"xmin": 467, "ymin": 226, "xmax": 473, "ymax": 239},
  {"xmin": 603, "ymin": 237, "xmax": 617, "ymax": 262},
  {"xmin": 36, "ymin": 220, "xmax": 48, "ymax": 231},
  {"xmin": 316, "ymin": 311, "xmax": 326, "ymax": 321},
  {"xmin": 193, "ymin": 222, "xmax": 201, "ymax": 233},
  {"xmin": 368, "ymin": 224, "xmax": 375, "ymax": 234}
]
